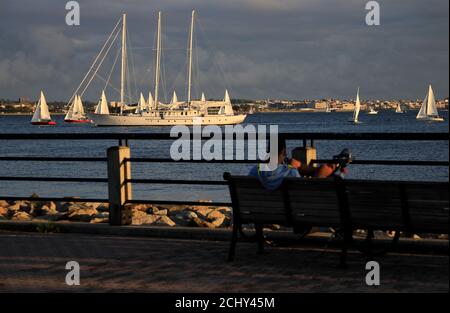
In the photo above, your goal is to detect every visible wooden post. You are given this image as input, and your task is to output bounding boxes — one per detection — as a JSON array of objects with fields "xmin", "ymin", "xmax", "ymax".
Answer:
[
  {"xmin": 296, "ymin": 146, "xmax": 317, "ymax": 167},
  {"xmin": 107, "ymin": 146, "xmax": 132, "ymax": 225}
]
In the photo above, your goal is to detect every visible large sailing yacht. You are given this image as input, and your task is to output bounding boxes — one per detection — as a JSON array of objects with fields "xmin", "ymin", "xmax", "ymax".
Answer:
[
  {"xmin": 416, "ymin": 84, "xmax": 444, "ymax": 122},
  {"xmin": 89, "ymin": 11, "xmax": 246, "ymax": 126}
]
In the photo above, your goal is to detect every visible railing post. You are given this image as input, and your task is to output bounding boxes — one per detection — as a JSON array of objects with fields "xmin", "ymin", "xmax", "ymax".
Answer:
[
  {"xmin": 297, "ymin": 146, "xmax": 317, "ymax": 167},
  {"xmin": 107, "ymin": 146, "xmax": 132, "ymax": 226}
]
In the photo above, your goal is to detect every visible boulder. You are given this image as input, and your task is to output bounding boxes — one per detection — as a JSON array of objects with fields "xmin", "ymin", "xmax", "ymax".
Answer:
[
  {"xmin": 90, "ymin": 217, "xmax": 109, "ymax": 224},
  {"xmin": 129, "ymin": 203, "xmax": 153, "ymax": 212},
  {"xmin": 11, "ymin": 211, "xmax": 32, "ymax": 221},
  {"xmin": 31, "ymin": 203, "xmax": 58, "ymax": 217},
  {"xmin": 206, "ymin": 210, "xmax": 226, "ymax": 227},
  {"xmin": 67, "ymin": 204, "xmax": 98, "ymax": 222},
  {"xmin": 153, "ymin": 216, "xmax": 176, "ymax": 227},
  {"xmin": 131, "ymin": 211, "xmax": 160, "ymax": 225},
  {"xmin": 96, "ymin": 203, "xmax": 109, "ymax": 212},
  {"xmin": 166, "ymin": 205, "xmax": 187, "ymax": 214},
  {"xmin": 192, "ymin": 216, "xmax": 216, "ymax": 228},
  {"xmin": 153, "ymin": 209, "xmax": 167, "ymax": 216},
  {"xmin": 0, "ymin": 200, "xmax": 10, "ymax": 207},
  {"xmin": 190, "ymin": 206, "xmax": 213, "ymax": 218},
  {"xmin": 0, "ymin": 206, "xmax": 9, "ymax": 217},
  {"xmin": 8, "ymin": 201, "xmax": 32, "ymax": 213},
  {"xmin": 172, "ymin": 210, "xmax": 198, "ymax": 226}
]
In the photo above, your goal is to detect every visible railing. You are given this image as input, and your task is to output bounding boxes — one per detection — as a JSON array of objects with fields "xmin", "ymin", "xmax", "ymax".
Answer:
[{"xmin": 0, "ymin": 132, "xmax": 448, "ymax": 225}]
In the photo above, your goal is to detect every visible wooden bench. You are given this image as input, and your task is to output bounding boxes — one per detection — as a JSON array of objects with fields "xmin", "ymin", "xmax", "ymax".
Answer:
[{"xmin": 224, "ymin": 173, "xmax": 449, "ymax": 266}]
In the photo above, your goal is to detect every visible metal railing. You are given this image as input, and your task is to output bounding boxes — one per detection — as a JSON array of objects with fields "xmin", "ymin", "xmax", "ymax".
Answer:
[{"xmin": 0, "ymin": 132, "xmax": 448, "ymax": 225}]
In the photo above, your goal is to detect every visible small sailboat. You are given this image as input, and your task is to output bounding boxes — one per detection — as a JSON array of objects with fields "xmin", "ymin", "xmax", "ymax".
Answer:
[
  {"xmin": 95, "ymin": 90, "xmax": 110, "ymax": 115},
  {"xmin": 416, "ymin": 85, "xmax": 444, "ymax": 122},
  {"xmin": 367, "ymin": 107, "xmax": 378, "ymax": 115},
  {"xmin": 65, "ymin": 95, "xmax": 90, "ymax": 123},
  {"xmin": 395, "ymin": 103, "xmax": 404, "ymax": 114},
  {"xmin": 325, "ymin": 103, "xmax": 332, "ymax": 113},
  {"xmin": 31, "ymin": 91, "xmax": 56, "ymax": 125},
  {"xmin": 349, "ymin": 88, "xmax": 362, "ymax": 124}
]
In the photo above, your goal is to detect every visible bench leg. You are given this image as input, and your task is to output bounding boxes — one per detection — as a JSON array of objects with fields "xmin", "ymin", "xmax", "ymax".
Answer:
[
  {"xmin": 227, "ymin": 223, "xmax": 239, "ymax": 262},
  {"xmin": 255, "ymin": 224, "xmax": 264, "ymax": 255},
  {"xmin": 339, "ymin": 230, "xmax": 352, "ymax": 269}
]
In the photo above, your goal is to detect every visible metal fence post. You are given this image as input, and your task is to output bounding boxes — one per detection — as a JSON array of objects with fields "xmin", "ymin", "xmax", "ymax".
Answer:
[{"xmin": 107, "ymin": 146, "xmax": 132, "ymax": 225}]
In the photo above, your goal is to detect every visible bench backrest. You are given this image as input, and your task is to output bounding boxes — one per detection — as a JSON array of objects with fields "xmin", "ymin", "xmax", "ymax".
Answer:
[
  {"xmin": 284, "ymin": 177, "xmax": 342, "ymax": 228},
  {"xmin": 225, "ymin": 173, "xmax": 449, "ymax": 234},
  {"xmin": 227, "ymin": 175, "xmax": 289, "ymax": 225}
]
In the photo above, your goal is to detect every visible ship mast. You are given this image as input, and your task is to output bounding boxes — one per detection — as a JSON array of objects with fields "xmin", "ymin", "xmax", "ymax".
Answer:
[
  {"xmin": 187, "ymin": 10, "xmax": 195, "ymax": 106},
  {"xmin": 154, "ymin": 11, "xmax": 162, "ymax": 110},
  {"xmin": 120, "ymin": 13, "xmax": 127, "ymax": 114}
]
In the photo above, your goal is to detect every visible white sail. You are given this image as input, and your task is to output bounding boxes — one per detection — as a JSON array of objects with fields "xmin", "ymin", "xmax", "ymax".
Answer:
[
  {"xmin": 224, "ymin": 89, "xmax": 231, "ymax": 103},
  {"xmin": 65, "ymin": 96, "xmax": 76, "ymax": 120},
  {"xmin": 135, "ymin": 92, "xmax": 147, "ymax": 113},
  {"xmin": 352, "ymin": 88, "xmax": 361, "ymax": 123},
  {"xmin": 77, "ymin": 95, "xmax": 85, "ymax": 116},
  {"xmin": 426, "ymin": 85, "xmax": 438, "ymax": 117},
  {"xmin": 171, "ymin": 91, "xmax": 178, "ymax": 104},
  {"xmin": 147, "ymin": 92, "xmax": 154, "ymax": 110},
  {"xmin": 417, "ymin": 85, "xmax": 440, "ymax": 120},
  {"xmin": 396, "ymin": 103, "xmax": 403, "ymax": 113},
  {"xmin": 201, "ymin": 92, "xmax": 206, "ymax": 102},
  {"xmin": 32, "ymin": 91, "xmax": 51, "ymax": 122},
  {"xmin": 95, "ymin": 90, "xmax": 110, "ymax": 115}
]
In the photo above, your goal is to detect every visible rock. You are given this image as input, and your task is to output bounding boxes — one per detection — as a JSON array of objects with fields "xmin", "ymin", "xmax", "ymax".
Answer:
[
  {"xmin": 67, "ymin": 204, "xmax": 98, "ymax": 222},
  {"xmin": 96, "ymin": 203, "xmax": 109, "ymax": 212},
  {"xmin": 192, "ymin": 216, "xmax": 216, "ymax": 228},
  {"xmin": 11, "ymin": 211, "xmax": 32, "ymax": 221},
  {"xmin": 57, "ymin": 202, "xmax": 74, "ymax": 213},
  {"xmin": 0, "ymin": 200, "xmax": 10, "ymax": 207},
  {"xmin": 153, "ymin": 209, "xmax": 167, "ymax": 216},
  {"xmin": 0, "ymin": 206, "xmax": 9, "ymax": 217},
  {"xmin": 190, "ymin": 206, "xmax": 213, "ymax": 218},
  {"xmin": 131, "ymin": 211, "xmax": 160, "ymax": 225},
  {"xmin": 172, "ymin": 211, "xmax": 198, "ymax": 226},
  {"xmin": 153, "ymin": 216, "xmax": 176, "ymax": 227},
  {"xmin": 129, "ymin": 203, "xmax": 153, "ymax": 213},
  {"xmin": 165, "ymin": 205, "xmax": 187, "ymax": 215},
  {"xmin": 31, "ymin": 203, "xmax": 58, "ymax": 217},
  {"xmin": 90, "ymin": 217, "xmax": 109, "ymax": 224},
  {"xmin": 206, "ymin": 210, "xmax": 226, "ymax": 227},
  {"xmin": 8, "ymin": 201, "xmax": 32, "ymax": 213}
]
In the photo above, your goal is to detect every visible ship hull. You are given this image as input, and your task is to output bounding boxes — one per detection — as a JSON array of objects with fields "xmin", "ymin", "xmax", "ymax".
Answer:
[
  {"xmin": 89, "ymin": 114, "xmax": 247, "ymax": 126},
  {"xmin": 64, "ymin": 119, "xmax": 91, "ymax": 123},
  {"xmin": 31, "ymin": 121, "xmax": 56, "ymax": 126}
]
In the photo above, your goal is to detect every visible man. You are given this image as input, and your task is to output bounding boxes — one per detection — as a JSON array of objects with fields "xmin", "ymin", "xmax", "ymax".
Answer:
[
  {"xmin": 248, "ymin": 140, "xmax": 299, "ymax": 190},
  {"xmin": 249, "ymin": 141, "xmax": 352, "ymax": 190}
]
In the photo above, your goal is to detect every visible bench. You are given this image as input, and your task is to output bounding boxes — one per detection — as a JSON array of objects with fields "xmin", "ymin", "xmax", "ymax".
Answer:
[{"xmin": 223, "ymin": 173, "xmax": 449, "ymax": 266}]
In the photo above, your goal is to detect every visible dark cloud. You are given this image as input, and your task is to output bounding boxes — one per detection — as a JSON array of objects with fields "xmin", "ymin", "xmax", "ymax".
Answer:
[{"xmin": 0, "ymin": 0, "xmax": 448, "ymax": 102}]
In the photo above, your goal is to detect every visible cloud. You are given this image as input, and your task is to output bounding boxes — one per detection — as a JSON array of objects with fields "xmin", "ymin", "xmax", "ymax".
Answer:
[{"xmin": 0, "ymin": 0, "xmax": 448, "ymax": 101}]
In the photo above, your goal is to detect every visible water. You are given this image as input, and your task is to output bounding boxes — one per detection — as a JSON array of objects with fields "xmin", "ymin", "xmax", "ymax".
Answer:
[{"xmin": 0, "ymin": 111, "xmax": 448, "ymax": 203}]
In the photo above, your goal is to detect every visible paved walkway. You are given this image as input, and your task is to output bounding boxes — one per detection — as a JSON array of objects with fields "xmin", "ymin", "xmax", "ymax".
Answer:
[{"xmin": 0, "ymin": 232, "xmax": 448, "ymax": 292}]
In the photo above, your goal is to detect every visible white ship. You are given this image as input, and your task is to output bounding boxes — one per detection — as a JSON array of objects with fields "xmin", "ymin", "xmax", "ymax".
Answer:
[{"xmin": 89, "ymin": 11, "xmax": 246, "ymax": 126}]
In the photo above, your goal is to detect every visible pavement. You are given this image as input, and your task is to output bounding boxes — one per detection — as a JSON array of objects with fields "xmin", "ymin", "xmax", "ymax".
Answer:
[{"xmin": 0, "ymin": 231, "xmax": 448, "ymax": 292}]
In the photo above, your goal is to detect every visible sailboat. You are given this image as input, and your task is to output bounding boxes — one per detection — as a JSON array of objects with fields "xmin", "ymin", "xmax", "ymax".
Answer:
[
  {"xmin": 31, "ymin": 91, "xmax": 56, "ymax": 125},
  {"xmin": 416, "ymin": 85, "xmax": 444, "ymax": 122},
  {"xmin": 367, "ymin": 106, "xmax": 378, "ymax": 115},
  {"xmin": 349, "ymin": 88, "xmax": 362, "ymax": 124},
  {"xmin": 65, "ymin": 95, "xmax": 90, "ymax": 123},
  {"xmin": 395, "ymin": 103, "xmax": 404, "ymax": 114},
  {"xmin": 325, "ymin": 102, "xmax": 332, "ymax": 113},
  {"xmin": 89, "ymin": 11, "xmax": 246, "ymax": 126}
]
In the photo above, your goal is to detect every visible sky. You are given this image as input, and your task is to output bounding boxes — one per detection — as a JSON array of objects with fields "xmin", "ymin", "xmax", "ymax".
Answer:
[{"xmin": 0, "ymin": 0, "xmax": 448, "ymax": 102}]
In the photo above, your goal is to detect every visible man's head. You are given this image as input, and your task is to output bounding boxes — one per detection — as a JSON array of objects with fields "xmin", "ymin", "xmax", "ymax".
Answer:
[{"xmin": 290, "ymin": 147, "xmax": 304, "ymax": 169}]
